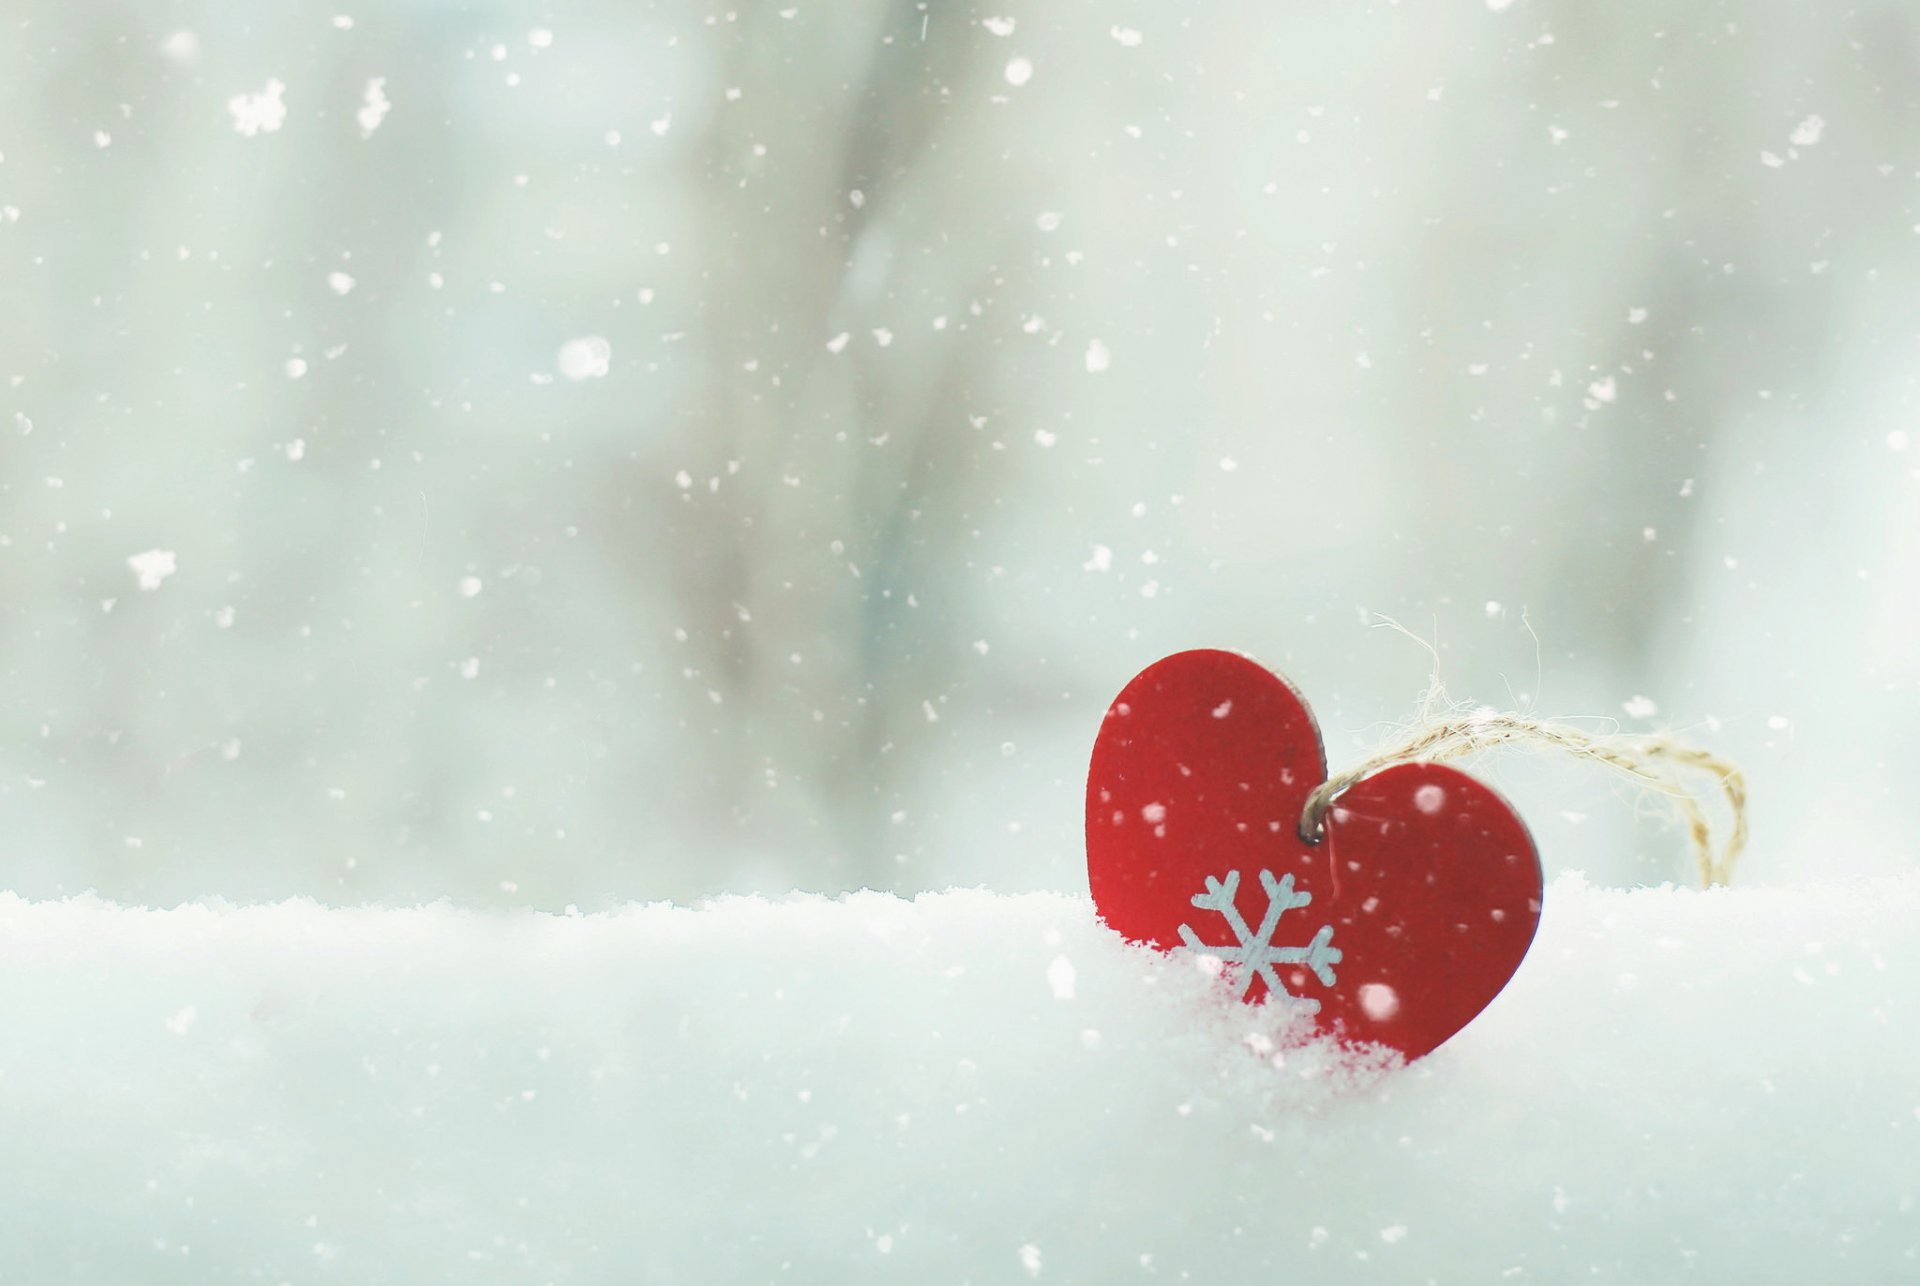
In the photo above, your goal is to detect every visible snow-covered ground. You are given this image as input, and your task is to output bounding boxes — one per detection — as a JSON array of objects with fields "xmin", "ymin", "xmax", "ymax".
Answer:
[{"xmin": 3, "ymin": 873, "xmax": 1913, "ymax": 1283}]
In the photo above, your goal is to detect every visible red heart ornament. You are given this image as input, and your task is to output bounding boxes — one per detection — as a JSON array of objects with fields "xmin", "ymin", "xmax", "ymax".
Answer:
[{"xmin": 1086, "ymin": 649, "xmax": 1542, "ymax": 1061}]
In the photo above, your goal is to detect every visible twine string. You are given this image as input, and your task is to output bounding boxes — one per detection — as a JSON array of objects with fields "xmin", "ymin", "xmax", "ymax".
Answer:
[{"xmin": 1297, "ymin": 710, "xmax": 1748, "ymax": 888}]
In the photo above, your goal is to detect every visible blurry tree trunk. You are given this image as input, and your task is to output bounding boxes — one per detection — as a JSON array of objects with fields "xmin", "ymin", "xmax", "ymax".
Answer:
[{"xmin": 663, "ymin": 1, "xmax": 1014, "ymax": 888}]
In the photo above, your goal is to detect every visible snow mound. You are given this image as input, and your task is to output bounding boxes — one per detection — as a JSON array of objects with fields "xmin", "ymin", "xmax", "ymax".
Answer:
[{"xmin": 1, "ymin": 874, "xmax": 1914, "ymax": 1282}]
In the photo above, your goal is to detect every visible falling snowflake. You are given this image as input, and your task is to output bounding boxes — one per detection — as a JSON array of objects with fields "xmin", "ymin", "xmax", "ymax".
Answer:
[
  {"xmin": 227, "ymin": 79, "xmax": 288, "ymax": 137},
  {"xmin": 356, "ymin": 78, "xmax": 391, "ymax": 138},
  {"xmin": 1176, "ymin": 869, "xmax": 1341, "ymax": 1009},
  {"xmin": 127, "ymin": 549, "xmax": 178, "ymax": 591},
  {"xmin": 557, "ymin": 335, "xmax": 611, "ymax": 380}
]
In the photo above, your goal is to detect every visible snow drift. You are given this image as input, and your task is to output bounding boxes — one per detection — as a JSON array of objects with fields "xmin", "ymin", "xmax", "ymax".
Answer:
[{"xmin": 2, "ymin": 874, "xmax": 1914, "ymax": 1283}]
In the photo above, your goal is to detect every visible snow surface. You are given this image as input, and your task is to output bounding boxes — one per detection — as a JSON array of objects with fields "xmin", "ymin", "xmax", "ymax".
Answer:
[{"xmin": 2, "ymin": 874, "xmax": 1914, "ymax": 1283}]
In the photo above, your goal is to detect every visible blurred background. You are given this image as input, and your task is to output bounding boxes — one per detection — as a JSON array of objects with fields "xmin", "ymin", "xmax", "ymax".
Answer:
[{"xmin": 2, "ymin": 1, "xmax": 1916, "ymax": 907}]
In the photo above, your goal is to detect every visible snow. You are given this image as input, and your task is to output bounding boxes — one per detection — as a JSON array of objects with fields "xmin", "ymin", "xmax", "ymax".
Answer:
[
  {"xmin": 160, "ymin": 30, "xmax": 199, "ymax": 63},
  {"xmin": 1790, "ymin": 115, "xmax": 1826, "ymax": 147},
  {"xmin": 226, "ymin": 79, "xmax": 287, "ymax": 137},
  {"xmin": 556, "ymin": 335, "xmax": 612, "ymax": 380},
  {"xmin": 355, "ymin": 78, "xmax": 390, "ymax": 138},
  {"xmin": 126, "ymin": 549, "xmax": 177, "ymax": 590},
  {"xmin": 2, "ymin": 873, "xmax": 1914, "ymax": 1281}
]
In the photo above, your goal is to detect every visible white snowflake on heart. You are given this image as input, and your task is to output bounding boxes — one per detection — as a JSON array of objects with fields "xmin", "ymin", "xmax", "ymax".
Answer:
[{"xmin": 1177, "ymin": 869, "xmax": 1342, "ymax": 1010}]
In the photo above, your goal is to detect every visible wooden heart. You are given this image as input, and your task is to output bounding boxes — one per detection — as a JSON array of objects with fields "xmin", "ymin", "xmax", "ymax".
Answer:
[{"xmin": 1086, "ymin": 649, "xmax": 1542, "ymax": 1060}]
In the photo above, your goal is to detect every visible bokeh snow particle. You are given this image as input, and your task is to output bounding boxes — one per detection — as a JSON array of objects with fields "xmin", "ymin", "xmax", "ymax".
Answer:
[
  {"xmin": 1359, "ymin": 982, "xmax": 1401, "ymax": 1020},
  {"xmin": 161, "ymin": 30, "xmax": 200, "ymax": 63},
  {"xmin": 1084, "ymin": 340, "xmax": 1111, "ymax": 373},
  {"xmin": 1789, "ymin": 115, "xmax": 1825, "ymax": 147},
  {"xmin": 1004, "ymin": 57, "xmax": 1033, "ymax": 87},
  {"xmin": 228, "ymin": 79, "xmax": 288, "ymax": 137},
  {"xmin": 128, "ymin": 549, "xmax": 177, "ymax": 591},
  {"xmin": 557, "ymin": 336, "xmax": 612, "ymax": 380},
  {"xmin": 356, "ymin": 79, "xmax": 391, "ymax": 138},
  {"xmin": 1046, "ymin": 955, "xmax": 1076, "ymax": 1001}
]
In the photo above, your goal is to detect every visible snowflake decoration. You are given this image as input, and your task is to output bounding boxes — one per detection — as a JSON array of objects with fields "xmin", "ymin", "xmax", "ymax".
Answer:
[{"xmin": 1177, "ymin": 869, "xmax": 1341, "ymax": 1010}]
